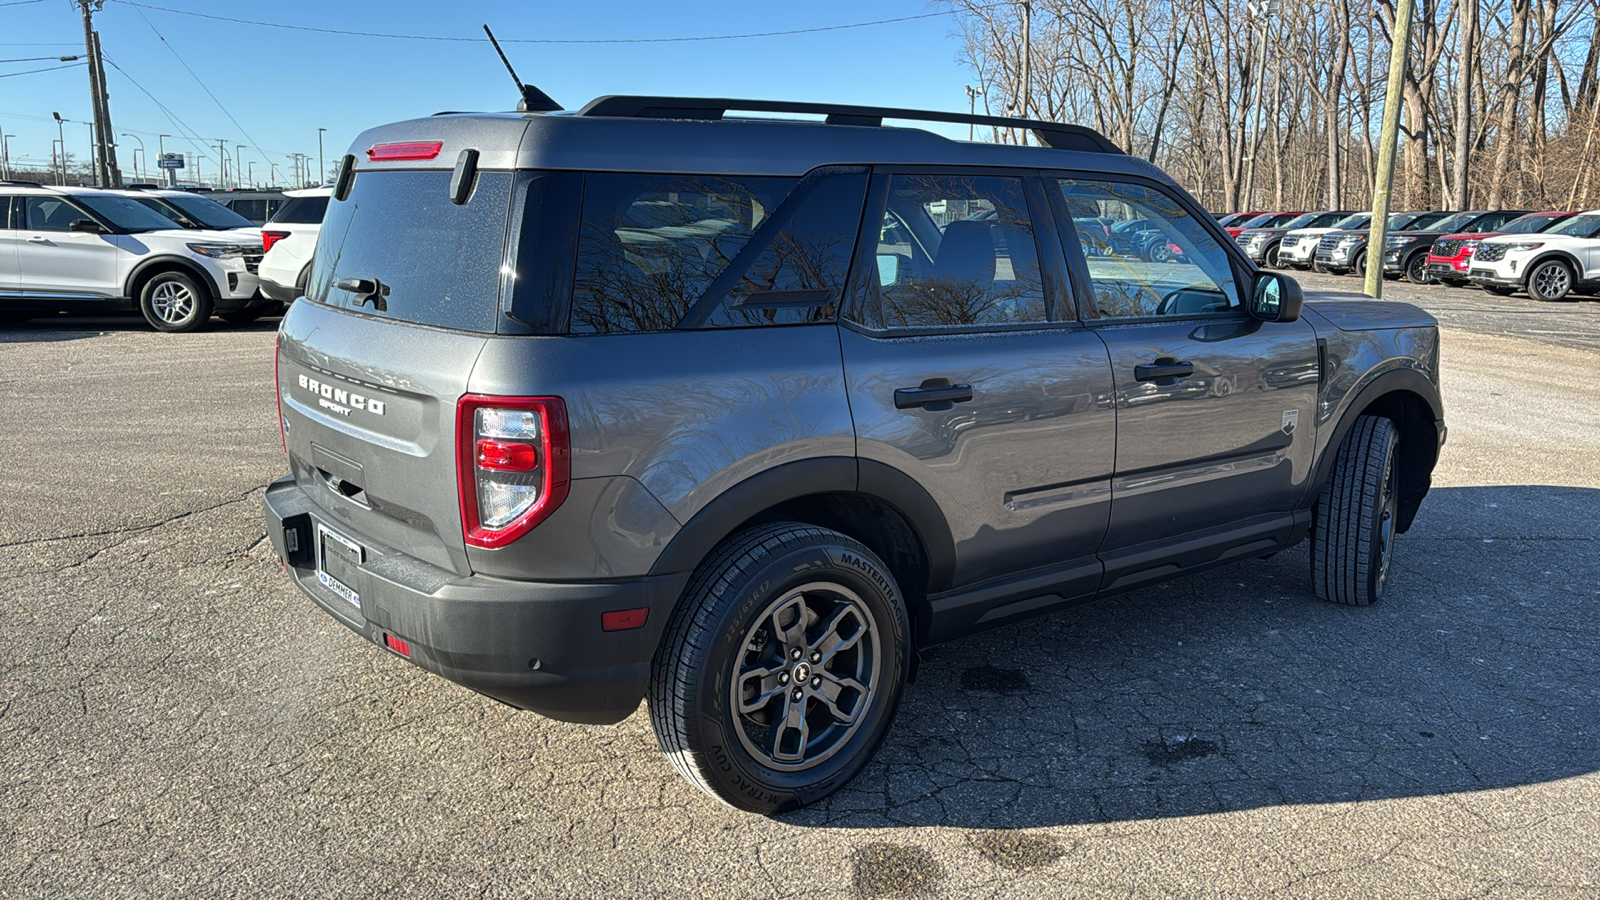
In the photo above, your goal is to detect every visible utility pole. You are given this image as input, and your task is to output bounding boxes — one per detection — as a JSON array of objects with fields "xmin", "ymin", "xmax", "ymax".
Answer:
[
  {"xmin": 77, "ymin": 1, "xmax": 120, "ymax": 187},
  {"xmin": 317, "ymin": 127, "xmax": 326, "ymax": 184},
  {"xmin": 1, "ymin": 134, "xmax": 11, "ymax": 181},
  {"xmin": 1242, "ymin": 0, "xmax": 1278, "ymax": 212},
  {"xmin": 1363, "ymin": 0, "xmax": 1416, "ymax": 299},
  {"xmin": 235, "ymin": 144, "xmax": 247, "ymax": 187},
  {"xmin": 216, "ymin": 139, "xmax": 229, "ymax": 189},
  {"xmin": 158, "ymin": 134, "xmax": 172, "ymax": 186},
  {"xmin": 247, "ymin": 161, "xmax": 254, "ymax": 189},
  {"xmin": 964, "ymin": 85, "xmax": 979, "ymax": 141}
]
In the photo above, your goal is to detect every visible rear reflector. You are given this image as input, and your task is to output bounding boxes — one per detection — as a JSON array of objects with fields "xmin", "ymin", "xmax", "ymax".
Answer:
[
  {"xmin": 601, "ymin": 608, "xmax": 649, "ymax": 632},
  {"xmin": 367, "ymin": 141, "xmax": 443, "ymax": 161},
  {"xmin": 384, "ymin": 633, "xmax": 412, "ymax": 657},
  {"xmin": 261, "ymin": 230, "xmax": 290, "ymax": 253}
]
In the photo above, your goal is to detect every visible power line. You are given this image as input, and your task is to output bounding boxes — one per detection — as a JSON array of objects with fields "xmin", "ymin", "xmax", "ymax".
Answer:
[
  {"xmin": 0, "ymin": 55, "xmax": 80, "ymax": 63},
  {"xmin": 118, "ymin": 1, "xmax": 992, "ymax": 44},
  {"xmin": 0, "ymin": 0, "xmax": 50, "ymax": 7},
  {"xmin": 0, "ymin": 61, "xmax": 85, "ymax": 78},
  {"xmin": 100, "ymin": 56, "xmax": 219, "ymax": 170}
]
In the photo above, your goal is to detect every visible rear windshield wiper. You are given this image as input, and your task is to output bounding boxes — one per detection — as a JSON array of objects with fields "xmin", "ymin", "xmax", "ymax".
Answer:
[{"xmin": 335, "ymin": 277, "xmax": 390, "ymax": 311}]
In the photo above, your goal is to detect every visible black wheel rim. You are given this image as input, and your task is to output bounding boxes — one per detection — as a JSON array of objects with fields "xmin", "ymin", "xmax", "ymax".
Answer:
[
  {"xmin": 1375, "ymin": 451, "xmax": 1399, "ymax": 593},
  {"xmin": 729, "ymin": 581, "xmax": 881, "ymax": 772},
  {"xmin": 1407, "ymin": 255, "xmax": 1426, "ymax": 282}
]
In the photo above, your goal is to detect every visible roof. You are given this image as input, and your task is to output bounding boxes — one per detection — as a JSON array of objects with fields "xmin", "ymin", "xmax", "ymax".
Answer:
[{"xmin": 345, "ymin": 97, "xmax": 1174, "ymax": 185}]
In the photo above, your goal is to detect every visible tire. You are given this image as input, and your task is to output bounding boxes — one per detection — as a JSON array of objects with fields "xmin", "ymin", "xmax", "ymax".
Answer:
[
  {"xmin": 1526, "ymin": 258, "xmax": 1576, "ymax": 302},
  {"xmin": 1484, "ymin": 285, "xmax": 1514, "ymax": 296},
  {"xmin": 1404, "ymin": 252, "xmax": 1430, "ymax": 285},
  {"xmin": 1148, "ymin": 242, "xmax": 1175, "ymax": 264},
  {"xmin": 649, "ymin": 522, "xmax": 909, "ymax": 814},
  {"xmin": 1263, "ymin": 242, "xmax": 1281, "ymax": 268},
  {"xmin": 1351, "ymin": 250, "xmax": 1367, "ymax": 278},
  {"xmin": 1311, "ymin": 415, "xmax": 1401, "ymax": 607},
  {"xmin": 138, "ymin": 271, "xmax": 213, "ymax": 332}
]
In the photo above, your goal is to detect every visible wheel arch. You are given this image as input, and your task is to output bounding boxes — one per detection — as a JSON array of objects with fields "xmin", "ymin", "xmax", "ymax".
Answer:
[
  {"xmin": 126, "ymin": 256, "xmax": 222, "ymax": 301},
  {"xmin": 647, "ymin": 457, "xmax": 956, "ymax": 646},
  {"xmin": 1521, "ymin": 250, "xmax": 1584, "ymax": 286},
  {"xmin": 1310, "ymin": 370, "xmax": 1442, "ymax": 534}
]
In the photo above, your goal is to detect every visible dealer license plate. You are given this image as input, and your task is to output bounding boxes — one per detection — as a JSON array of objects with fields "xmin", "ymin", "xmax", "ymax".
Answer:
[{"xmin": 316, "ymin": 524, "xmax": 364, "ymax": 609}]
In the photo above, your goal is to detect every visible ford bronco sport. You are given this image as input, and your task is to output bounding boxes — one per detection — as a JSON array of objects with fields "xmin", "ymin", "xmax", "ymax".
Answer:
[{"xmin": 263, "ymin": 95, "xmax": 1445, "ymax": 813}]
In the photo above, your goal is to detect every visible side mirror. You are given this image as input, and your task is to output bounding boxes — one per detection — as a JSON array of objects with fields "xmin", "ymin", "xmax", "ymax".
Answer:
[
  {"xmin": 876, "ymin": 254, "xmax": 901, "ymax": 287},
  {"xmin": 68, "ymin": 219, "xmax": 107, "ymax": 234},
  {"xmin": 1250, "ymin": 271, "xmax": 1303, "ymax": 323}
]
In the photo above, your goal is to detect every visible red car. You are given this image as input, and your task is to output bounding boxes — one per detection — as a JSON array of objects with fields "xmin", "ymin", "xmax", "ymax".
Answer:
[
  {"xmin": 1424, "ymin": 211, "xmax": 1576, "ymax": 286},
  {"xmin": 1225, "ymin": 211, "xmax": 1304, "ymax": 239}
]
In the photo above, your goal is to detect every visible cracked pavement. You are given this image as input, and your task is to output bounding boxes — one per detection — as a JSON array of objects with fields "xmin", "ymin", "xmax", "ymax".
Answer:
[{"xmin": 3, "ymin": 286, "xmax": 1598, "ymax": 897}]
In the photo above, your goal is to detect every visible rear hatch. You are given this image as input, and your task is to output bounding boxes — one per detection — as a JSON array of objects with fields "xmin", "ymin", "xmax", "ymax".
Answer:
[{"xmin": 275, "ymin": 130, "xmax": 525, "ymax": 576}]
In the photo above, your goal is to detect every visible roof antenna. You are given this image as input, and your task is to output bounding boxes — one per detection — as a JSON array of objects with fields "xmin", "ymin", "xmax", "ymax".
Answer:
[{"xmin": 483, "ymin": 25, "xmax": 561, "ymax": 112}]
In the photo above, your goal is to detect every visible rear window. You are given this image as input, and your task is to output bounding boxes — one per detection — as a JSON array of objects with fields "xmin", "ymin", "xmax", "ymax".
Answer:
[
  {"xmin": 306, "ymin": 170, "xmax": 511, "ymax": 332},
  {"xmin": 271, "ymin": 195, "xmax": 328, "ymax": 225}
]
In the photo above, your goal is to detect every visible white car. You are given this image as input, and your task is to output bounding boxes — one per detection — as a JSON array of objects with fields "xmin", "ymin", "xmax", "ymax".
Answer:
[
  {"xmin": 257, "ymin": 186, "xmax": 331, "ymax": 304},
  {"xmin": 1466, "ymin": 210, "xmax": 1600, "ymax": 301},
  {"xmin": 1278, "ymin": 213, "xmax": 1370, "ymax": 269},
  {"xmin": 0, "ymin": 182, "xmax": 269, "ymax": 331},
  {"xmin": 109, "ymin": 187, "xmax": 262, "ymax": 236}
]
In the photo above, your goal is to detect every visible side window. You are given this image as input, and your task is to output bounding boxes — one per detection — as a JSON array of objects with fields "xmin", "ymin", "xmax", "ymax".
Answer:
[
  {"xmin": 570, "ymin": 173, "xmax": 797, "ymax": 334},
  {"xmin": 0, "ymin": 196, "xmax": 13, "ymax": 229},
  {"xmin": 872, "ymin": 173, "xmax": 1047, "ymax": 329},
  {"xmin": 229, "ymin": 199, "xmax": 267, "ymax": 223},
  {"xmin": 1059, "ymin": 179, "xmax": 1241, "ymax": 318},
  {"xmin": 24, "ymin": 197, "xmax": 82, "ymax": 232}
]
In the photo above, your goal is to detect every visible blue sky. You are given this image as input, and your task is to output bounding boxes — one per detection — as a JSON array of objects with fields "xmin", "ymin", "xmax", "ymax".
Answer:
[{"xmin": 0, "ymin": 0, "xmax": 978, "ymax": 186}]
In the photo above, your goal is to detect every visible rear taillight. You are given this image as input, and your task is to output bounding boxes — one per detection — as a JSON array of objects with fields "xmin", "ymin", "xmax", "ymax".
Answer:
[
  {"xmin": 262, "ymin": 230, "xmax": 290, "ymax": 253},
  {"xmin": 457, "ymin": 395, "xmax": 570, "ymax": 549}
]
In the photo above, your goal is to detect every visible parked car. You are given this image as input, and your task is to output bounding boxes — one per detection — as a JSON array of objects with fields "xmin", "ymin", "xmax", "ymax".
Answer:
[
  {"xmin": 1467, "ymin": 209, "xmax": 1600, "ymax": 300},
  {"xmin": 1216, "ymin": 211, "xmax": 1264, "ymax": 229},
  {"xmin": 1237, "ymin": 210, "xmax": 1358, "ymax": 268},
  {"xmin": 1423, "ymin": 211, "xmax": 1576, "ymax": 287},
  {"xmin": 1225, "ymin": 211, "xmax": 1302, "ymax": 238},
  {"xmin": 1314, "ymin": 211, "xmax": 1453, "ymax": 277},
  {"xmin": 108, "ymin": 187, "xmax": 261, "ymax": 234},
  {"xmin": 257, "ymin": 186, "xmax": 332, "ymax": 304},
  {"xmin": 207, "ymin": 189, "xmax": 287, "ymax": 225},
  {"xmin": 1280, "ymin": 212, "xmax": 1370, "ymax": 270},
  {"xmin": 0, "ymin": 180, "xmax": 270, "ymax": 330},
  {"xmin": 262, "ymin": 95, "xmax": 1444, "ymax": 814},
  {"xmin": 1381, "ymin": 210, "xmax": 1529, "ymax": 284}
]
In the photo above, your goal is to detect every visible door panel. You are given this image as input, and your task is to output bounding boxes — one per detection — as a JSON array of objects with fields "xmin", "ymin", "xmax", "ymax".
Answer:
[
  {"xmin": 17, "ymin": 198, "xmax": 121, "ymax": 297},
  {"xmin": 843, "ymin": 326, "xmax": 1116, "ymax": 587}
]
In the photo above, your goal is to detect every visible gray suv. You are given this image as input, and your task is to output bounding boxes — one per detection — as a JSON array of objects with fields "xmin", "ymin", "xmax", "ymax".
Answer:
[{"xmin": 263, "ymin": 95, "xmax": 1445, "ymax": 813}]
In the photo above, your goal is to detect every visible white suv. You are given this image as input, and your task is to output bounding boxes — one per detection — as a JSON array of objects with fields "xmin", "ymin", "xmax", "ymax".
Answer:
[
  {"xmin": 1279, "ymin": 213, "xmax": 1370, "ymax": 269},
  {"xmin": 1467, "ymin": 210, "xmax": 1600, "ymax": 301},
  {"xmin": 257, "ymin": 187, "xmax": 331, "ymax": 304},
  {"xmin": 0, "ymin": 182, "xmax": 270, "ymax": 331}
]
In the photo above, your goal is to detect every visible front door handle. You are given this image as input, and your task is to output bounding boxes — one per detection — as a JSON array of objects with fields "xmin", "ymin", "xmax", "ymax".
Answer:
[
  {"xmin": 894, "ymin": 380, "xmax": 974, "ymax": 411},
  {"xmin": 1134, "ymin": 357, "xmax": 1195, "ymax": 385},
  {"xmin": 27, "ymin": 236, "xmax": 49, "ymax": 243}
]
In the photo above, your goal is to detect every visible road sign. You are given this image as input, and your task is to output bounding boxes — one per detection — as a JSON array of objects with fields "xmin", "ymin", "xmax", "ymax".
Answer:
[{"xmin": 158, "ymin": 153, "xmax": 185, "ymax": 169}]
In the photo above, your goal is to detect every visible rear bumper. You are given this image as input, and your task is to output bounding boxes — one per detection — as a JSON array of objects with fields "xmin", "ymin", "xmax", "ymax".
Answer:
[
  {"xmin": 258, "ymin": 278, "xmax": 300, "ymax": 304},
  {"xmin": 263, "ymin": 476, "xmax": 689, "ymax": 724}
]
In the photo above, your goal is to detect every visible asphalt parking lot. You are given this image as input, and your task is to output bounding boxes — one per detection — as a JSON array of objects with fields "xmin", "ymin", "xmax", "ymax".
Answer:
[{"xmin": 4, "ymin": 275, "xmax": 1599, "ymax": 897}]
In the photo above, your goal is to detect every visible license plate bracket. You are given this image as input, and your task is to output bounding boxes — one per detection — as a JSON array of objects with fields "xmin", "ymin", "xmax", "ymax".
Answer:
[{"xmin": 316, "ymin": 524, "xmax": 364, "ymax": 610}]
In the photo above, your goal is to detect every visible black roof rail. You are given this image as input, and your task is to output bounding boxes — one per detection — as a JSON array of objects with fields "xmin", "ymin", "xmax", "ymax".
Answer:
[
  {"xmin": 0, "ymin": 179, "xmax": 45, "ymax": 187},
  {"xmin": 576, "ymin": 96, "xmax": 1124, "ymax": 155}
]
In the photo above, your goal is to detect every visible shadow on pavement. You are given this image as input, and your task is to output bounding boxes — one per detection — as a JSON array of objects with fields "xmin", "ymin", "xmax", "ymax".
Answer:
[
  {"xmin": 788, "ymin": 485, "xmax": 1599, "ymax": 830},
  {"xmin": 0, "ymin": 314, "xmax": 280, "ymax": 342}
]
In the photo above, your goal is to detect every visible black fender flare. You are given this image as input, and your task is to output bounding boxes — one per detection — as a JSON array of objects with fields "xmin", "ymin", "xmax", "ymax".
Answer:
[
  {"xmin": 1305, "ymin": 367, "xmax": 1443, "ymax": 528},
  {"xmin": 647, "ymin": 456, "xmax": 957, "ymax": 594},
  {"xmin": 126, "ymin": 256, "xmax": 223, "ymax": 302}
]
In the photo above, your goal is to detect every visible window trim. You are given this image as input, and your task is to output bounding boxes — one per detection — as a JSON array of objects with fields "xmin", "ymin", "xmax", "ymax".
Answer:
[
  {"xmin": 840, "ymin": 165, "xmax": 1082, "ymax": 337},
  {"xmin": 1044, "ymin": 170, "xmax": 1256, "ymax": 325}
]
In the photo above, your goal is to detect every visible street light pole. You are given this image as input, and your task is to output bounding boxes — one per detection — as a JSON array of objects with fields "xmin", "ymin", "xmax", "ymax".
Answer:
[
  {"xmin": 1, "ymin": 134, "xmax": 12, "ymax": 180},
  {"xmin": 247, "ymin": 161, "xmax": 254, "ymax": 188},
  {"xmin": 964, "ymin": 85, "xmax": 979, "ymax": 141},
  {"xmin": 235, "ymin": 143, "xmax": 247, "ymax": 188},
  {"xmin": 216, "ymin": 138, "xmax": 228, "ymax": 189},
  {"xmin": 317, "ymin": 127, "xmax": 326, "ymax": 185},
  {"xmin": 120, "ymin": 133, "xmax": 144, "ymax": 181},
  {"xmin": 158, "ymin": 133, "xmax": 172, "ymax": 185},
  {"xmin": 52, "ymin": 112, "xmax": 66, "ymax": 185}
]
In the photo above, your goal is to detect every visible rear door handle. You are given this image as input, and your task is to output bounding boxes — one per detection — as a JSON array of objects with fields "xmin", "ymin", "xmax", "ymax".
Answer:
[
  {"xmin": 27, "ymin": 236, "xmax": 49, "ymax": 243},
  {"xmin": 894, "ymin": 381, "xmax": 974, "ymax": 410},
  {"xmin": 1134, "ymin": 358, "xmax": 1195, "ymax": 384}
]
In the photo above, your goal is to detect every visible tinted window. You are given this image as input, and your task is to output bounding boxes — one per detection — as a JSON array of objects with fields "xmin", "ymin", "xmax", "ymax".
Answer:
[
  {"xmin": 871, "ymin": 173, "xmax": 1046, "ymax": 329},
  {"xmin": 1333, "ymin": 214, "xmax": 1370, "ymax": 230},
  {"xmin": 307, "ymin": 170, "xmax": 511, "ymax": 333},
  {"xmin": 166, "ymin": 194, "xmax": 253, "ymax": 229},
  {"xmin": 1308, "ymin": 212, "xmax": 1348, "ymax": 227},
  {"xmin": 1548, "ymin": 213, "xmax": 1600, "ymax": 237},
  {"xmin": 128, "ymin": 197, "xmax": 192, "ymax": 227},
  {"xmin": 1405, "ymin": 212, "xmax": 1453, "ymax": 230},
  {"xmin": 1499, "ymin": 214, "xmax": 1564, "ymax": 234},
  {"xmin": 0, "ymin": 196, "xmax": 11, "ymax": 229},
  {"xmin": 570, "ymin": 173, "xmax": 797, "ymax": 334},
  {"xmin": 72, "ymin": 195, "xmax": 178, "ymax": 232},
  {"xmin": 1061, "ymin": 178, "xmax": 1240, "ymax": 318},
  {"xmin": 1424, "ymin": 212, "xmax": 1480, "ymax": 233},
  {"xmin": 271, "ymin": 196, "xmax": 328, "ymax": 225},
  {"xmin": 24, "ymin": 197, "xmax": 89, "ymax": 231}
]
